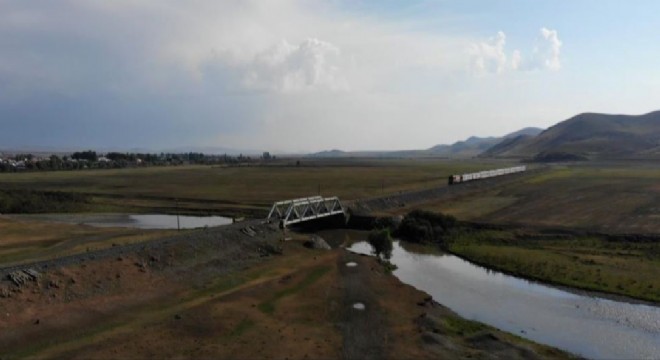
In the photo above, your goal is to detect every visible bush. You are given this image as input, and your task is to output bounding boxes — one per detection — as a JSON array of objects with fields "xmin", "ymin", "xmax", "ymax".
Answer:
[
  {"xmin": 368, "ymin": 228, "xmax": 393, "ymax": 261},
  {"xmin": 395, "ymin": 210, "xmax": 457, "ymax": 246},
  {"xmin": 372, "ymin": 216, "xmax": 397, "ymax": 231}
]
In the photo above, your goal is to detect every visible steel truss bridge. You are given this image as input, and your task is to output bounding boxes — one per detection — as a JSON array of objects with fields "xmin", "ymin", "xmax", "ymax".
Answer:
[{"xmin": 266, "ymin": 196, "xmax": 347, "ymax": 228}]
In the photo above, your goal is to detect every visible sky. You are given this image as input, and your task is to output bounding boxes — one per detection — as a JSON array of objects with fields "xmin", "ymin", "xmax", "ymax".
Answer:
[{"xmin": 1, "ymin": 0, "xmax": 659, "ymax": 153}]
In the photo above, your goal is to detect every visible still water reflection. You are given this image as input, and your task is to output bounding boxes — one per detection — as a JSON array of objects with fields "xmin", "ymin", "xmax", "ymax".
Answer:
[
  {"xmin": 16, "ymin": 213, "xmax": 233, "ymax": 229},
  {"xmin": 349, "ymin": 241, "xmax": 660, "ymax": 359}
]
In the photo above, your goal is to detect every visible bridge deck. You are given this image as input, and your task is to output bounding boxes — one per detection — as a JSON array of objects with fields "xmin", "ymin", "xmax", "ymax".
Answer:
[{"xmin": 266, "ymin": 196, "xmax": 346, "ymax": 227}]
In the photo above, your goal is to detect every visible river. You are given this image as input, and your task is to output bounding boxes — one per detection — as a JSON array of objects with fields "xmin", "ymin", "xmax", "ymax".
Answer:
[
  {"xmin": 348, "ymin": 241, "xmax": 660, "ymax": 359},
  {"xmin": 11, "ymin": 213, "xmax": 233, "ymax": 230}
]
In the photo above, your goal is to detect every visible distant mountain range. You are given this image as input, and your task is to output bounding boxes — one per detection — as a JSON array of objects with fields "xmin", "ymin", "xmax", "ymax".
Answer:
[
  {"xmin": 308, "ymin": 127, "xmax": 544, "ymax": 158},
  {"xmin": 426, "ymin": 127, "xmax": 543, "ymax": 157},
  {"xmin": 483, "ymin": 111, "xmax": 660, "ymax": 159},
  {"xmin": 310, "ymin": 110, "xmax": 660, "ymax": 161},
  {"xmin": 5, "ymin": 111, "xmax": 658, "ymax": 161}
]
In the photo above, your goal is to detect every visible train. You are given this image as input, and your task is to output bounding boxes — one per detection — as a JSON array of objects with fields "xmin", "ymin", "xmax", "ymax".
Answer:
[{"xmin": 448, "ymin": 165, "xmax": 526, "ymax": 185}]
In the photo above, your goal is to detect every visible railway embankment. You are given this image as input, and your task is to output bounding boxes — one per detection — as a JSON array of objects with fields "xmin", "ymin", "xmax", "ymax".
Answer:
[
  {"xmin": 0, "ymin": 220, "xmax": 282, "ymax": 281},
  {"xmin": 347, "ymin": 169, "xmax": 541, "ymax": 216}
]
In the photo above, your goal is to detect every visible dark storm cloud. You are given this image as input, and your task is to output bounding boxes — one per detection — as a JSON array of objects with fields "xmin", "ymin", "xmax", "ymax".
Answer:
[{"xmin": 0, "ymin": 1, "xmax": 267, "ymax": 150}]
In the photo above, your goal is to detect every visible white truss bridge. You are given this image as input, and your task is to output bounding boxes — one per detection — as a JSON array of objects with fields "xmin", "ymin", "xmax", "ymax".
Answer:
[{"xmin": 266, "ymin": 196, "xmax": 347, "ymax": 227}]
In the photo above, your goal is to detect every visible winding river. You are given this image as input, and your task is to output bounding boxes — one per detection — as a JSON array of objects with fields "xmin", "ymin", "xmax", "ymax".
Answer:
[{"xmin": 348, "ymin": 241, "xmax": 660, "ymax": 359}]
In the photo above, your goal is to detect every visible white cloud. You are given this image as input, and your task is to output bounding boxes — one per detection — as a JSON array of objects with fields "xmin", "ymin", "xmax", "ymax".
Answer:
[
  {"xmin": 0, "ymin": 1, "xmax": 569, "ymax": 151},
  {"xmin": 537, "ymin": 27, "xmax": 562, "ymax": 70},
  {"xmin": 469, "ymin": 27, "xmax": 563, "ymax": 75},
  {"xmin": 241, "ymin": 38, "xmax": 348, "ymax": 92},
  {"xmin": 469, "ymin": 31, "xmax": 508, "ymax": 75},
  {"xmin": 511, "ymin": 50, "xmax": 522, "ymax": 70}
]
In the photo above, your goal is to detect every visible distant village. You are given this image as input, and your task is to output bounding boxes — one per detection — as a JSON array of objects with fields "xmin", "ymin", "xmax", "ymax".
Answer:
[{"xmin": 0, "ymin": 150, "xmax": 274, "ymax": 172}]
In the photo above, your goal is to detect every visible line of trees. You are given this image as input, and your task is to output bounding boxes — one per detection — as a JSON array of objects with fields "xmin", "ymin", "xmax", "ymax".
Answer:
[
  {"xmin": 71, "ymin": 150, "xmax": 98, "ymax": 162},
  {"xmin": 0, "ymin": 151, "xmax": 272, "ymax": 173}
]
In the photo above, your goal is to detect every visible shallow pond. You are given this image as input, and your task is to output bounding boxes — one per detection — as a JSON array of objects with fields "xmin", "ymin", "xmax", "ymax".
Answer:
[
  {"xmin": 349, "ymin": 241, "xmax": 660, "ymax": 359},
  {"xmin": 15, "ymin": 214, "xmax": 233, "ymax": 230}
]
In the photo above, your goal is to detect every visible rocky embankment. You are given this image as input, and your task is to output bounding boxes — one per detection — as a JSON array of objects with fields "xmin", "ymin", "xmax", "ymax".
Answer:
[{"xmin": 0, "ymin": 221, "xmax": 282, "ymax": 292}]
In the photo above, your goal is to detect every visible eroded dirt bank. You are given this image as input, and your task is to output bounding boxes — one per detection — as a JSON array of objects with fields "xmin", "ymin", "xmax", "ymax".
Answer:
[{"xmin": 0, "ymin": 226, "xmax": 570, "ymax": 359}]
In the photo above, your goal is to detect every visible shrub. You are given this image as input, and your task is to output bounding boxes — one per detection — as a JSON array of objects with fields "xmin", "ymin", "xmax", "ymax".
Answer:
[
  {"xmin": 372, "ymin": 216, "xmax": 397, "ymax": 231},
  {"xmin": 368, "ymin": 228, "xmax": 393, "ymax": 261},
  {"xmin": 395, "ymin": 210, "xmax": 457, "ymax": 246}
]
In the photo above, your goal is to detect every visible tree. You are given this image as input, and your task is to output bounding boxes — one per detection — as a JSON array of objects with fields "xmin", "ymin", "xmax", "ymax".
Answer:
[
  {"xmin": 49, "ymin": 155, "xmax": 62, "ymax": 170},
  {"xmin": 71, "ymin": 150, "xmax": 98, "ymax": 162},
  {"xmin": 368, "ymin": 229, "xmax": 393, "ymax": 261},
  {"xmin": 395, "ymin": 210, "xmax": 457, "ymax": 246},
  {"xmin": 106, "ymin": 152, "xmax": 128, "ymax": 161}
]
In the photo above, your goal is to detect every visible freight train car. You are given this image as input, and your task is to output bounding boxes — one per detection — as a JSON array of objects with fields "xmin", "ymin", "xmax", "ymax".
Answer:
[{"xmin": 448, "ymin": 165, "xmax": 526, "ymax": 185}]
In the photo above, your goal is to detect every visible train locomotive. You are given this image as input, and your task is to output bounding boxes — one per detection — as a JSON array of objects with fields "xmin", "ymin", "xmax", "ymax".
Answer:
[{"xmin": 448, "ymin": 165, "xmax": 526, "ymax": 185}]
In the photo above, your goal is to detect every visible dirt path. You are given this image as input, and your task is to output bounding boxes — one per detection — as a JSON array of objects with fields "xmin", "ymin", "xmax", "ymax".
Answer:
[{"xmin": 337, "ymin": 251, "xmax": 387, "ymax": 360}]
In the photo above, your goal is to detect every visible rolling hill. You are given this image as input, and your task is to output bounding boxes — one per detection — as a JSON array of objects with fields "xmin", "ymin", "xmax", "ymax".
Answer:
[
  {"xmin": 482, "ymin": 111, "xmax": 660, "ymax": 159},
  {"xmin": 308, "ymin": 127, "xmax": 543, "ymax": 158},
  {"xmin": 427, "ymin": 127, "xmax": 543, "ymax": 157}
]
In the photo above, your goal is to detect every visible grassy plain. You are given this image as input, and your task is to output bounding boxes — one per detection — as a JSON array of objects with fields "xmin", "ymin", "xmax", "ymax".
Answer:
[
  {"xmin": 0, "ymin": 158, "xmax": 508, "ymax": 268},
  {"xmin": 0, "ymin": 159, "xmax": 509, "ymax": 216},
  {"xmin": 2, "ymin": 159, "xmax": 658, "ymax": 357},
  {"xmin": 412, "ymin": 160, "xmax": 660, "ymax": 303},
  {"xmin": 2, "ymin": 159, "xmax": 658, "ymax": 232},
  {"xmin": 353, "ymin": 160, "xmax": 660, "ymax": 303},
  {"xmin": 447, "ymin": 229, "xmax": 660, "ymax": 302},
  {"xmin": 420, "ymin": 162, "xmax": 660, "ymax": 234}
]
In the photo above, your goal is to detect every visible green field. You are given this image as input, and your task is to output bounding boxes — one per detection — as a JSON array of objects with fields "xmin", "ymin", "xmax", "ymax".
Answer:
[{"xmin": 447, "ymin": 229, "xmax": 660, "ymax": 302}]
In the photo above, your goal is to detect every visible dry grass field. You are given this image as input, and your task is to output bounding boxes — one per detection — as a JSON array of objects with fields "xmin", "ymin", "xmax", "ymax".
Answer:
[
  {"xmin": 0, "ymin": 216, "xmax": 176, "ymax": 267},
  {"xmin": 419, "ymin": 162, "xmax": 660, "ymax": 234},
  {"xmin": 0, "ymin": 159, "xmax": 510, "ymax": 216},
  {"xmin": 2, "ymin": 159, "xmax": 659, "ymax": 358}
]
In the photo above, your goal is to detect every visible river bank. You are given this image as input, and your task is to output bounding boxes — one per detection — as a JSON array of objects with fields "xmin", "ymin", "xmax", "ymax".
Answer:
[
  {"xmin": 446, "ymin": 228, "xmax": 660, "ymax": 303},
  {"xmin": 346, "ymin": 210, "xmax": 660, "ymax": 304},
  {"xmin": 348, "ymin": 239, "xmax": 660, "ymax": 359}
]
